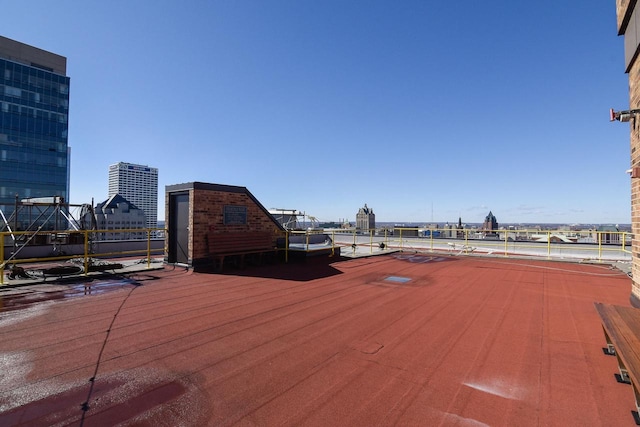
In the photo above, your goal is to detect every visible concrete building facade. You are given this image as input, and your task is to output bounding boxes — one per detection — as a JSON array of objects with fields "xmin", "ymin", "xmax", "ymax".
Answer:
[
  {"xmin": 615, "ymin": 1, "xmax": 640, "ymax": 306},
  {"xmin": 356, "ymin": 204, "xmax": 375, "ymax": 231},
  {"xmin": 89, "ymin": 194, "xmax": 147, "ymax": 240},
  {"xmin": 0, "ymin": 36, "xmax": 70, "ymax": 229},
  {"xmin": 108, "ymin": 162, "xmax": 158, "ymax": 230}
]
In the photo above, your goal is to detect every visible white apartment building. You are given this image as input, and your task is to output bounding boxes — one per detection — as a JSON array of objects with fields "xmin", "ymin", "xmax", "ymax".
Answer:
[{"xmin": 108, "ymin": 162, "xmax": 158, "ymax": 230}]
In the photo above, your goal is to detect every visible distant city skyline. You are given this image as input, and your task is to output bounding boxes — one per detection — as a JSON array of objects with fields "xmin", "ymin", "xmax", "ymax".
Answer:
[
  {"xmin": 294, "ymin": 207, "xmax": 630, "ymax": 229},
  {"xmin": 0, "ymin": 2, "xmax": 631, "ymax": 224},
  {"xmin": 372, "ymin": 221, "xmax": 631, "ymax": 229}
]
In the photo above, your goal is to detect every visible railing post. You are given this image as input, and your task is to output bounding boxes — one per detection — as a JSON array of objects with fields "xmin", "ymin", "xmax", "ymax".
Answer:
[
  {"xmin": 598, "ymin": 231, "xmax": 602, "ymax": 261},
  {"xmin": 0, "ymin": 231, "xmax": 4, "ymax": 285},
  {"xmin": 83, "ymin": 230, "xmax": 89, "ymax": 276},
  {"xmin": 400, "ymin": 229, "xmax": 403, "ymax": 250},
  {"xmin": 465, "ymin": 229, "xmax": 469, "ymax": 254},
  {"xmin": 547, "ymin": 231, "xmax": 551, "ymax": 259},
  {"xmin": 504, "ymin": 231, "xmax": 508, "ymax": 257},
  {"xmin": 147, "ymin": 229, "xmax": 152, "ymax": 268},
  {"xmin": 370, "ymin": 230, "xmax": 373, "ymax": 254},
  {"xmin": 353, "ymin": 230, "xmax": 357, "ymax": 253},
  {"xmin": 430, "ymin": 228, "xmax": 434, "ymax": 252},
  {"xmin": 331, "ymin": 230, "xmax": 335, "ymax": 256},
  {"xmin": 285, "ymin": 232, "xmax": 289, "ymax": 263}
]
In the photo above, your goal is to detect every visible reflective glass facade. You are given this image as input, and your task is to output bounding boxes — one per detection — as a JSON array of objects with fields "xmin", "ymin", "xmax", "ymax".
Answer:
[{"xmin": 0, "ymin": 56, "xmax": 70, "ymax": 229}]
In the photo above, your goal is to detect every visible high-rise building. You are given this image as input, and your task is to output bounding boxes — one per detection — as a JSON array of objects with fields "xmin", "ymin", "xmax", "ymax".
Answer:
[
  {"xmin": 0, "ymin": 36, "xmax": 70, "ymax": 229},
  {"xmin": 108, "ymin": 162, "xmax": 158, "ymax": 230}
]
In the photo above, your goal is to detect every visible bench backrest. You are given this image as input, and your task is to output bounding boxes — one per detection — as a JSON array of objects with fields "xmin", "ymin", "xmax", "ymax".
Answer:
[{"xmin": 208, "ymin": 232, "xmax": 274, "ymax": 254}]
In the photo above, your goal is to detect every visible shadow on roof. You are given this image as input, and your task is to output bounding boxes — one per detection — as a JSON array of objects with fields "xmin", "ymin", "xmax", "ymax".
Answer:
[
  {"xmin": 195, "ymin": 254, "xmax": 345, "ymax": 281},
  {"xmin": 392, "ymin": 253, "xmax": 461, "ymax": 264}
]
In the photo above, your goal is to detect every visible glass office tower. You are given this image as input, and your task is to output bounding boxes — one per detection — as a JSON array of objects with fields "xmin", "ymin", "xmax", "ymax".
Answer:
[{"xmin": 0, "ymin": 36, "xmax": 70, "ymax": 230}]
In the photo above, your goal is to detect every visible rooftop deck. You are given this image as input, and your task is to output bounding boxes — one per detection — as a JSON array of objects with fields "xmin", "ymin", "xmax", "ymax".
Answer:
[{"xmin": 0, "ymin": 253, "xmax": 634, "ymax": 426}]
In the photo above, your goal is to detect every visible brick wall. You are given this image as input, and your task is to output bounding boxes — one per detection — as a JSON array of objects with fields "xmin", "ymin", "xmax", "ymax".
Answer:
[
  {"xmin": 633, "ymin": 63, "xmax": 640, "ymax": 303},
  {"xmin": 191, "ymin": 187, "xmax": 284, "ymax": 263},
  {"xmin": 617, "ymin": 0, "xmax": 640, "ymax": 306}
]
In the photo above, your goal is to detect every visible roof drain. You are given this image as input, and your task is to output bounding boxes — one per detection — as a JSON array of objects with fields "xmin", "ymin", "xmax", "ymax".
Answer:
[{"xmin": 384, "ymin": 276, "xmax": 411, "ymax": 283}]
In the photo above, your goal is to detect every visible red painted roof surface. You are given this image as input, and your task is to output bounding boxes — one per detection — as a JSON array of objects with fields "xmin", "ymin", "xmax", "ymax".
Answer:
[{"xmin": 0, "ymin": 254, "xmax": 635, "ymax": 426}]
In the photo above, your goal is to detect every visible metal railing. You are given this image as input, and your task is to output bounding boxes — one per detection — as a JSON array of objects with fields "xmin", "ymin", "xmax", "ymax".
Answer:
[
  {"xmin": 281, "ymin": 230, "xmax": 338, "ymax": 262},
  {"xmin": 303, "ymin": 227, "xmax": 632, "ymax": 262},
  {"xmin": 1, "ymin": 228, "xmax": 166, "ymax": 285},
  {"xmin": 3, "ymin": 226, "xmax": 630, "ymax": 284}
]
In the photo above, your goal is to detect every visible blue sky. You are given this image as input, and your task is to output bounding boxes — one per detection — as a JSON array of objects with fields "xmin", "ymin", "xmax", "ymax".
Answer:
[{"xmin": 2, "ymin": 1, "xmax": 631, "ymax": 224}]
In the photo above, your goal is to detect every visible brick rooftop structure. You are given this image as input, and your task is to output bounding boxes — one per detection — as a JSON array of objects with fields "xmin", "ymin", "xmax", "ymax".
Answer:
[{"xmin": 165, "ymin": 182, "xmax": 284, "ymax": 269}]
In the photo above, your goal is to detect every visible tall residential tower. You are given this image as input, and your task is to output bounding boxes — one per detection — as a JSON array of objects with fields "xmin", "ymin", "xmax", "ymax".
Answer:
[
  {"xmin": 108, "ymin": 162, "xmax": 158, "ymax": 230},
  {"xmin": 0, "ymin": 36, "xmax": 70, "ymax": 229}
]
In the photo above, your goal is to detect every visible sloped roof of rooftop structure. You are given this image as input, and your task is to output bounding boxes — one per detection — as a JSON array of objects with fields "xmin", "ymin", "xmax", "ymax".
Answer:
[
  {"xmin": 96, "ymin": 193, "xmax": 141, "ymax": 211},
  {"xmin": 0, "ymin": 254, "xmax": 634, "ymax": 425}
]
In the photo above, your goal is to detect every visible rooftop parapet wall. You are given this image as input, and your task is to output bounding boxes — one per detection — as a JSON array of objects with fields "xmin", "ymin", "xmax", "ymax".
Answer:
[{"xmin": 0, "ymin": 35, "xmax": 67, "ymax": 75}]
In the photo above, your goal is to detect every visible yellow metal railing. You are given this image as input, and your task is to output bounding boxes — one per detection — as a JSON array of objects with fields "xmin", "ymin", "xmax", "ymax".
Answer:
[
  {"xmin": 1, "ymin": 228, "xmax": 165, "ymax": 285},
  {"xmin": 283, "ymin": 230, "xmax": 337, "ymax": 261},
  {"xmin": 4, "ymin": 226, "xmax": 628, "ymax": 284},
  {"xmin": 323, "ymin": 227, "xmax": 632, "ymax": 262}
]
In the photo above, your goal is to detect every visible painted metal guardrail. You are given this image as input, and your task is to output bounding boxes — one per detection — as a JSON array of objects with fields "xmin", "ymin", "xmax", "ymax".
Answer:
[
  {"xmin": 0, "ymin": 228, "xmax": 166, "ymax": 285},
  {"xmin": 314, "ymin": 227, "xmax": 632, "ymax": 262},
  {"xmin": 281, "ymin": 230, "xmax": 338, "ymax": 262},
  {"xmin": 1, "ymin": 226, "xmax": 631, "ymax": 284}
]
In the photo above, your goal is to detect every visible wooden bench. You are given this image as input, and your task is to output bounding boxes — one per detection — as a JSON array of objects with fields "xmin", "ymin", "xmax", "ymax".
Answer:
[
  {"xmin": 208, "ymin": 232, "xmax": 276, "ymax": 272},
  {"xmin": 594, "ymin": 302, "xmax": 640, "ymax": 423}
]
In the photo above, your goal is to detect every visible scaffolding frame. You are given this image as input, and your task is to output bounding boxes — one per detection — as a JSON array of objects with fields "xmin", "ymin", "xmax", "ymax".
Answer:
[{"xmin": 0, "ymin": 195, "xmax": 96, "ymax": 262}]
